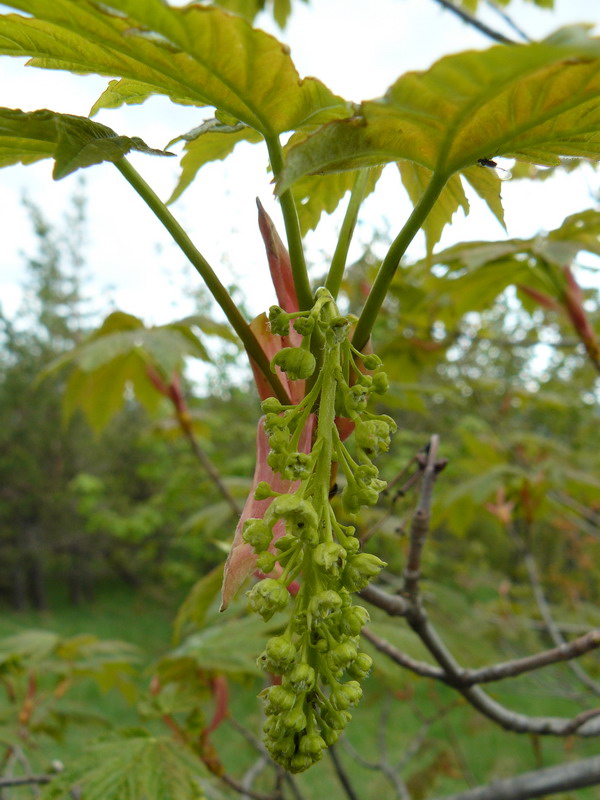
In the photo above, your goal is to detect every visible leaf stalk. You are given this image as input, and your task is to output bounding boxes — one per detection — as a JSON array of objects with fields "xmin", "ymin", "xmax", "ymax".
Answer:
[
  {"xmin": 325, "ymin": 168, "xmax": 370, "ymax": 299},
  {"xmin": 114, "ymin": 157, "xmax": 290, "ymax": 404},
  {"xmin": 352, "ymin": 171, "xmax": 448, "ymax": 351}
]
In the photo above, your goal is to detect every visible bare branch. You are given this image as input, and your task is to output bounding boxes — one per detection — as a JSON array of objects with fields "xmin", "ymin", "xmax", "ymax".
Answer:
[
  {"xmin": 402, "ymin": 435, "xmax": 443, "ymax": 603},
  {"xmin": 341, "ymin": 736, "xmax": 411, "ymax": 800},
  {"xmin": 430, "ymin": 0, "xmax": 516, "ymax": 44},
  {"xmin": 327, "ymin": 744, "xmax": 361, "ymax": 800},
  {"xmin": 484, "ymin": 0, "xmax": 531, "ymax": 42},
  {"xmin": 361, "ymin": 626, "xmax": 445, "ymax": 680},
  {"xmin": 430, "ymin": 755, "xmax": 600, "ymax": 800},
  {"xmin": 359, "ymin": 584, "xmax": 408, "ymax": 617},
  {"xmin": 462, "ymin": 629, "xmax": 600, "ymax": 685},
  {"xmin": 0, "ymin": 776, "xmax": 51, "ymax": 788}
]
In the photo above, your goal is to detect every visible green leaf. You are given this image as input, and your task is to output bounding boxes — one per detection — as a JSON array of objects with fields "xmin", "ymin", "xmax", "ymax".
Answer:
[
  {"xmin": 278, "ymin": 35, "xmax": 600, "ymax": 241},
  {"xmin": 462, "ymin": 164, "xmax": 506, "ymax": 230},
  {"xmin": 173, "ymin": 563, "xmax": 225, "ymax": 644},
  {"xmin": 89, "ymin": 78, "xmax": 188, "ymax": 118},
  {"xmin": 0, "ymin": 107, "xmax": 171, "ymax": 178},
  {"xmin": 170, "ymin": 615, "xmax": 284, "ymax": 676},
  {"xmin": 41, "ymin": 733, "xmax": 205, "ymax": 800},
  {"xmin": 293, "ymin": 166, "xmax": 383, "ymax": 235},
  {"xmin": 167, "ymin": 119, "xmax": 263, "ymax": 204},
  {"xmin": 0, "ymin": 1, "xmax": 347, "ymax": 137},
  {"xmin": 399, "ymin": 163, "xmax": 469, "ymax": 257},
  {"xmin": 173, "ymin": 314, "xmax": 241, "ymax": 344}
]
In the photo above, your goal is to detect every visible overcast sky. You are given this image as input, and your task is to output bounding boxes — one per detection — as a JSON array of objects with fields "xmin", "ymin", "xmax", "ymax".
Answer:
[{"xmin": 1, "ymin": 0, "xmax": 599, "ymax": 330}]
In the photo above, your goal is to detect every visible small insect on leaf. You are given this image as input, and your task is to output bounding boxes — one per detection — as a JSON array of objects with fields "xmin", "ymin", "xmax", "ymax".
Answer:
[{"xmin": 477, "ymin": 157, "xmax": 512, "ymax": 181}]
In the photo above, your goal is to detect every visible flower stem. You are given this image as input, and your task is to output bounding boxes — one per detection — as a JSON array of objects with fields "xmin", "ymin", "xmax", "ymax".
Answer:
[
  {"xmin": 114, "ymin": 157, "xmax": 290, "ymax": 404},
  {"xmin": 351, "ymin": 170, "xmax": 447, "ymax": 351},
  {"xmin": 325, "ymin": 169, "xmax": 370, "ymax": 299},
  {"xmin": 265, "ymin": 135, "xmax": 313, "ymax": 311}
]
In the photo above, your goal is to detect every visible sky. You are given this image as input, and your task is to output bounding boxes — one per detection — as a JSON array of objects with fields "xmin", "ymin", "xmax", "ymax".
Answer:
[{"xmin": 1, "ymin": 0, "xmax": 600, "ymax": 332}]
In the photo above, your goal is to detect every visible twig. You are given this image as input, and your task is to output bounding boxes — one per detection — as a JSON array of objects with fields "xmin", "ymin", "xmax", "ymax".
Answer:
[
  {"xmin": 402, "ymin": 435, "xmax": 442, "ymax": 603},
  {"xmin": 342, "ymin": 736, "xmax": 410, "ymax": 800},
  {"xmin": 327, "ymin": 744, "xmax": 361, "ymax": 800},
  {"xmin": 241, "ymin": 757, "xmax": 269, "ymax": 800},
  {"xmin": 220, "ymin": 773, "xmax": 274, "ymax": 800},
  {"xmin": 430, "ymin": 754, "xmax": 600, "ymax": 800},
  {"xmin": 182, "ymin": 422, "xmax": 241, "ymax": 516},
  {"xmin": 0, "ymin": 776, "xmax": 51, "ymax": 788},
  {"xmin": 430, "ymin": 0, "xmax": 516, "ymax": 45},
  {"xmin": 407, "ymin": 608, "xmax": 600, "ymax": 736},
  {"xmin": 484, "ymin": 0, "xmax": 531, "ymax": 42},
  {"xmin": 226, "ymin": 717, "xmax": 306, "ymax": 800},
  {"xmin": 359, "ymin": 584, "xmax": 409, "ymax": 617},
  {"xmin": 462, "ymin": 630, "xmax": 600, "ymax": 685},
  {"xmin": 361, "ymin": 627, "xmax": 444, "ymax": 680},
  {"xmin": 523, "ymin": 550, "xmax": 600, "ymax": 696}
]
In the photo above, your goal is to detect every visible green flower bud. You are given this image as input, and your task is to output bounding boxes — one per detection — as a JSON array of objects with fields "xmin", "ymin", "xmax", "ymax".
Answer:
[
  {"xmin": 269, "ymin": 305, "xmax": 291, "ymax": 336},
  {"xmin": 321, "ymin": 726, "xmax": 340, "ymax": 746},
  {"xmin": 242, "ymin": 519, "xmax": 273, "ymax": 552},
  {"xmin": 314, "ymin": 637, "xmax": 329, "ymax": 653},
  {"xmin": 299, "ymin": 733, "xmax": 326, "ymax": 756},
  {"xmin": 290, "ymin": 753, "xmax": 314, "ymax": 773},
  {"xmin": 267, "ymin": 451, "xmax": 287, "ymax": 473},
  {"xmin": 262, "ymin": 684, "xmax": 296, "ymax": 713},
  {"xmin": 258, "ymin": 635, "xmax": 296, "ymax": 673},
  {"xmin": 268, "ymin": 428, "xmax": 291, "ymax": 452},
  {"xmin": 308, "ymin": 590, "xmax": 343, "ymax": 621},
  {"xmin": 264, "ymin": 412, "xmax": 288, "ymax": 434},
  {"xmin": 372, "ymin": 371, "xmax": 389, "ymax": 395},
  {"xmin": 282, "ymin": 452, "xmax": 312, "ymax": 480},
  {"xmin": 355, "ymin": 419, "xmax": 394, "ymax": 458},
  {"xmin": 261, "ymin": 397, "xmax": 284, "ymax": 414},
  {"xmin": 328, "ymin": 642, "xmax": 358, "ymax": 671},
  {"xmin": 347, "ymin": 652, "xmax": 373, "ymax": 680},
  {"xmin": 263, "ymin": 716, "xmax": 280, "ymax": 736},
  {"xmin": 271, "ymin": 347, "xmax": 316, "ymax": 381},
  {"xmin": 340, "ymin": 604, "xmax": 370, "ymax": 636},
  {"xmin": 254, "ymin": 481, "xmax": 277, "ymax": 501},
  {"xmin": 293, "ymin": 315, "xmax": 315, "ymax": 336},
  {"xmin": 283, "ymin": 706, "xmax": 306, "ymax": 733},
  {"xmin": 331, "ymin": 681, "xmax": 362, "ymax": 710},
  {"xmin": 321, "ymin": 708, "xmax": 352, "ymax": 730},
  {"xmin": 269, "ymin": 494, "xmax": 319, "ymax": 540},
  {"xmin": 362, "ymin": 354, "xmax": 383, "ymax": 370},
  {"xmin": 345, "ymin": 384, "xmax": 368, "ymax": 414},
  {"xmin": 314, "ymin": 542, "xmax": 347, "ymax": 574},
  {"xmin": 247, "ymin": 578, "xmax": 289, "ymax": 621},
  {"xmin": 343, "ymin": 553, "xmax": 387, "ymax": 592},
  {"xmin": 266, "ymin": 734, "xmax": 296, "ymax": 758},
  {"xmin": 288, "ymin": 662, "xmax": 316, "ymax": 692},
  {"xmin": 255, "ymin": 551, "xmax": 277, "ymax": 573}
]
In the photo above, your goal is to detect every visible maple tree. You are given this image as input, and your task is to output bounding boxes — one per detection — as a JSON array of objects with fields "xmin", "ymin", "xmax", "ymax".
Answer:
[{"xmin": 1, "ymin": 1, "xmax": 600, "ymax": 799}]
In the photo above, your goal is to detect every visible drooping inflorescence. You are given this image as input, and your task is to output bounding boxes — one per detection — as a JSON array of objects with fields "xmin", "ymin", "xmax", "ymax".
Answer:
[{"xmin": 244, "ymin": 287, "xmax": 395, "ymax": 772}]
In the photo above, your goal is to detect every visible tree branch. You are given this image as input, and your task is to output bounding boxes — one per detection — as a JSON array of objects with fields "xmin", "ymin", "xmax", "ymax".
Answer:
[
  {"xmin": 0, "ymin": 776, "xmax": 51, "ymax": 788},
  {"xmin": 402, "ymin": 436, "xmax": 442, "ymax": 603},
  {"xmin": 430, "ymin": 755, "xmax": 600, "ymax": 800},
  {"xmin": 430, "ymin": 0, "xmax": 516, "ymax": 45},
  {"xmin": 361, "ymin": 626, "xmax": 444, "ymax": 680},
  {"xmin": 327, "ymin": 744, "xmax": 361, "ymax": 800}
]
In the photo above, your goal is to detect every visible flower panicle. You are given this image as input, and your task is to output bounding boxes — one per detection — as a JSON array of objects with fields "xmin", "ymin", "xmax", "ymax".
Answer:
[{"xmin": 244, "ymin": 287, "xmax": 394, "ymax": 772}]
